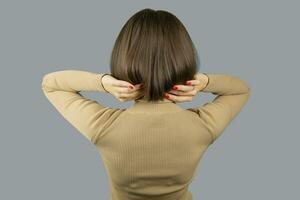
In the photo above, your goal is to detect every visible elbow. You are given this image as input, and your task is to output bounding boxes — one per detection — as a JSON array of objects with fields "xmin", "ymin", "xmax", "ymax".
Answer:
[
  {"xmin": 245, "ymin": 87, "xmax": 251, "ymax": 102},
  {"xmin": 244, "ymin": 83, "xmax": 251, "ymax": 94},
  {"xmin": 244, "ymin": 84, "xmax": 251, "ymax": 102},
  {"xmin": 41, "ymin": 73, "xmax": 53, "ymax": 92},
  {"xmin": 246, "ymin": 83, "xmax": 251, "ymax": 95},
  {"xmin": 241, "ymin": 78, "xmax": 251, "ymax": 95}
]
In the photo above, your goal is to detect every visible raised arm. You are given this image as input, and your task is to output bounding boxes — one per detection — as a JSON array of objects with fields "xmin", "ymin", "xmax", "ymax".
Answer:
[
  {"xmin": 41, "ymin": 70, "xmax": 106, "ymax": 93},
  {"xmin": 187, "ymin": 73, "xmax": 251, "ymax": 144},
  {"xmin": 41, "ymin": 70, "xmax": 123, "ymax": 144}
]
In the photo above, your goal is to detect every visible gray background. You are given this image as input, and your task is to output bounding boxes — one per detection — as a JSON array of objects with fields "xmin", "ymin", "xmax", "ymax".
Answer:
[{"xmin": 0, "ymin": 0, "xmax": 298, "ymax": 199}]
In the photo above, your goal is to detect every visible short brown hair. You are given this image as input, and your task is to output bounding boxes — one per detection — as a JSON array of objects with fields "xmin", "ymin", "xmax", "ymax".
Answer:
[{"xmin": 109, "ymin": 8, "xmax": 200, "ymax": 102}]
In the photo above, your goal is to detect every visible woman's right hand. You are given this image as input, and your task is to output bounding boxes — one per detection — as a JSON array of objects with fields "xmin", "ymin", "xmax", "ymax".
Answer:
[{"xmin": 164, "ymin": 73, "xmax": 209, "ymax": 103}]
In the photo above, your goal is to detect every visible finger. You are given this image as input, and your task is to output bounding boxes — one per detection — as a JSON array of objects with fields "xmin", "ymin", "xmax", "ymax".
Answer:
[
  {"xmin": 134, "ymin": 83, "xmax": 144, "ymax": 88},
  {"xmin": 118, "ymin": 90, "xmax": 144, "ymax": 102},
  {"xmin": 114, "ymin": 87, "xmax": 132, "ymax": 94},
  {"xmin": 118, "ymin": 89, "xmax": 144, "ymax": 98},
  {"xmin": 133, "ymin": 83, "xmax": 144, "ymax": 90},
  {"xmin": 166, "ymin": 93, "xmax": 193, "ymax": 102},
  {"xmin": 113, "ymin": 80, "xmax": 135, "ymax": 88},
  {"xmin": 185, "ymin": 79, "xmax": 201, "ymax": 86},
  {"xmin": 172, "ymin": 84, "xmax": 195, "ymax": 92},
  {"xmin": 117, "ymin": 97, "xmax": 127, "ymax": 102},
  {"xmin": 168, "ymin": 90, "xmax": 187, "ymax": 95},
  {"xmin": 115, "ymin": 84, "xmax": 144, "ymax": 94},
  {"xmin": 131, "ymin": 91, "xmax": 145, "ymax": 100},
  {"xmin": 118, "ymin": 92, "xmax": 142, "ymax": 102},
  {"xmin": 168, "ymin": 89, "xmax": 197, "ymax": 96}
]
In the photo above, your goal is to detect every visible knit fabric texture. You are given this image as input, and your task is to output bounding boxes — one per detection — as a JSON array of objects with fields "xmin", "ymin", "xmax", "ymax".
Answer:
[{"xmin": 41, "ymin": 70, "xmax": 250, "ymax": 200}]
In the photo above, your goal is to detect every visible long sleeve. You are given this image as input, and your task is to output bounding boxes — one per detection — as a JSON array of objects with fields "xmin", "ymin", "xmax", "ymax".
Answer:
[
  {"xmin": 187, "ymin": 73, "xmax": 251, "ymax": 144},
  {"xmin": 41, "ymin": 70, "xmax": 123, "ymax": 144}
]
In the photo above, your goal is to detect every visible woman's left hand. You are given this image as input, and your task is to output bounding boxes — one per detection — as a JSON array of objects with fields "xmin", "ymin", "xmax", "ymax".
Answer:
[{"xmin": 101, "ymin": 74, "xmax": 144, "ymax": 102}]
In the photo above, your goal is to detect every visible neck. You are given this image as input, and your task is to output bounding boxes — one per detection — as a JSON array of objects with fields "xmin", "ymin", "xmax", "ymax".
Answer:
[
  {"xmin": 134, "ymin": 97, "xmax": 174, "ymax": 104},
  {"xmin": 128, "ymin": 97, "xmax": 182, "ymax": 114}
]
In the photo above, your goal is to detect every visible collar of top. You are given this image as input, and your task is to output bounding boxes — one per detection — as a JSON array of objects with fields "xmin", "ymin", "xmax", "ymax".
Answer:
[{"xmin": 127, "ymin": 99, "xmax": 184, "ymax": 114}]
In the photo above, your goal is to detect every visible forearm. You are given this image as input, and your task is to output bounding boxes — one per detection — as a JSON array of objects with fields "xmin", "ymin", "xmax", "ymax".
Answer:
[
  {"xmin": 201, "ymin": 73, "xmax": 250, "ymax": 95},
  {"xmin": 41, "ymin": 70, "xmax": 107, "ymax": 93}
]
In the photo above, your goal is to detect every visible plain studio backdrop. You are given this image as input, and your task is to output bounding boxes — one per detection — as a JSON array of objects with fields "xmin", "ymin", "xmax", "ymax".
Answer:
[{"xmin": 0, "ymin": 0, "xmax": 298, "ymax": 199}]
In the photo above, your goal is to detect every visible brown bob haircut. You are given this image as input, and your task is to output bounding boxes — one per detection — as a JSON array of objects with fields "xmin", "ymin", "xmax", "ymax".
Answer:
[{"xmin": 109, "ymin": 8, "xmax": 200, "ymax": 102}]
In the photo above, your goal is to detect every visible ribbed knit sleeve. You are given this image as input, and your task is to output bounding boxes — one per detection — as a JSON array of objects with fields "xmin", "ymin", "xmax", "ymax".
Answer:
[
  {"xmin": 187, "ymin": 73, "xmax": 251, "ymax": 144},
  {"xmin": 41, "ymin": 70, "xmax": 123, "ymax": 144}
]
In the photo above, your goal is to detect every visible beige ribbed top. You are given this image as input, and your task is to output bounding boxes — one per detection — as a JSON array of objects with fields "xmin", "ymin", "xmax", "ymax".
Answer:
[{"xmin": 41, "ymin": 70, "xmax": 250, "ymax": 200}]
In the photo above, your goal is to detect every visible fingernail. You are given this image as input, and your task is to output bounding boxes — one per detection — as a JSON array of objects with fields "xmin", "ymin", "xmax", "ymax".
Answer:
[
  {"xmin": 186, "ymin": 81, "xmax": 191, "ymax": 85},
  {"xmin": 173, "ymin": 86, "xmax": 178, "ymax": 90},
  {"xmin": 128, "ymin": 86, "xmax": 134, "ymax": 89},
  {"xmin": 164, "ymin": 93, "xmax": 169, "ymax": 98}
]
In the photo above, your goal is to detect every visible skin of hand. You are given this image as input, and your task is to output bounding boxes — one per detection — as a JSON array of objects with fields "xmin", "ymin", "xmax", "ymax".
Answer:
[
  {"xmin": 164, "ymin": 73, "xmax": 209, "ymax": 103},
  {"xmin": 101, "ymin": 73, "xmax": 208, "ymax": 103},
  {"xmin": 101, "ymin": 74, "xmax": 145, "ymax": 102}
]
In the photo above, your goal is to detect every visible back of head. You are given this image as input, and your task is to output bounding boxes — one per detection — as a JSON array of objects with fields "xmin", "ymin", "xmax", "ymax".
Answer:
[{"xmin": 110, "ymin": 8, "xmax": 200, "ymax": 102}]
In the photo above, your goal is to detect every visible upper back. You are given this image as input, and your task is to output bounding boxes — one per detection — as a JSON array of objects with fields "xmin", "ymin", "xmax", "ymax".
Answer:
[{"xmin": 94, "ymin": 104, "xmax": 213, "ymax": 198}]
